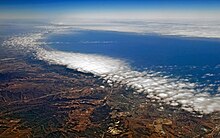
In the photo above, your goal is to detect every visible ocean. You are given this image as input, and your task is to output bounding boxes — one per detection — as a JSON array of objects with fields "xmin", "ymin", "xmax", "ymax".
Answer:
[{"xmin": 46, "ymin": 29, "xmax": 220, "ymax": 94}]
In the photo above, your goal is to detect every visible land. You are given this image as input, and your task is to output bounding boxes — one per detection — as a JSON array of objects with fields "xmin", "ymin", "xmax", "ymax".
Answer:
[{"xmin": 0, "ymin": 44, "xmax": 220, "ymax": 138}]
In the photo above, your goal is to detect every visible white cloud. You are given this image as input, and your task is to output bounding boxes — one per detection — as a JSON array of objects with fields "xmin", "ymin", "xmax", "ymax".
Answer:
[
  {"xmin": 51, "ymin": 13, "xmax": 220, "ymax": 39},
  {"xmin": 3, "ymin": 27, "xmax": 220, "ymax": 114}
]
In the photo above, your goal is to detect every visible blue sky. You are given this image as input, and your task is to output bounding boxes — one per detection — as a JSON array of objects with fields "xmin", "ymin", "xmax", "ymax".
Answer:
[{"xmin": 0, "ymin": 0, "xmax": 220, "ymax": 19}]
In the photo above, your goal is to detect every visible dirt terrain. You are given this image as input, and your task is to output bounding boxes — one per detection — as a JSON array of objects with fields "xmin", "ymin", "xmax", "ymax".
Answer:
[{"xmin": 0, "ymin": 44, "xmax": 220, "ymax": 138}]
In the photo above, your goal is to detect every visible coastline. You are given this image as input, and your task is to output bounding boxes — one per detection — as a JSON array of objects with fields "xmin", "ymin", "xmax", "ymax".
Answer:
[{"xmin": 1, "ymin": 40, "xmax": 220, "ymax": 137}]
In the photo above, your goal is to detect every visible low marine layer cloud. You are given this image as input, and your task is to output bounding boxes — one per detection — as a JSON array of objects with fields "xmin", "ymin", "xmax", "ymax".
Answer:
[
  {"xmin": 3, "ymin": 25, "xmax": 220, "ymax": 114},
  {"xmin": 52, "ymin": 18, "xmax": 220, "ymax": 39}
]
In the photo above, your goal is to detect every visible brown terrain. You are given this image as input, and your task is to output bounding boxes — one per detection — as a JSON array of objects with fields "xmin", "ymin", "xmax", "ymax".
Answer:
[{"xmin": 0, "ymin": 42, "xmax": 220, "ymax": 138}]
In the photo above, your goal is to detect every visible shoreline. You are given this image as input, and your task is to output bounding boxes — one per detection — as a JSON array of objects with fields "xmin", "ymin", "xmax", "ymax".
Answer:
[{"xmin": 1, "ymin": 43, "xmax": 220, "ymax": 137}]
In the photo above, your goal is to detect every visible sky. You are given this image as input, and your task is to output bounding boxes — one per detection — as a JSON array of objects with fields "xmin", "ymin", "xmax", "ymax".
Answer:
[{"xmin": 0, "ymin": 0, "xmax": 220, "ymax": 20}]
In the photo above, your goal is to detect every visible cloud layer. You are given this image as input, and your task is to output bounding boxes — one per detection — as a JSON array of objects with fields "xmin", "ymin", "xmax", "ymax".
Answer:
[{"xmin": 3, "ymin": 26, "xmax": 220, "ymax": 114}]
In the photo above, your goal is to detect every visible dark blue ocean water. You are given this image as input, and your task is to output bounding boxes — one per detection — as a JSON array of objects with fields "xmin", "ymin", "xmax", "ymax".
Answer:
[{"xmin": 47, "ymin": 30, "xmax": 220, "ymax": 94}]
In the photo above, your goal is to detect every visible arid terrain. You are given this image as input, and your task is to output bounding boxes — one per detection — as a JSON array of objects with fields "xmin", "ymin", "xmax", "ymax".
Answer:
[{"xmin": 1, "ymin": 42, "xmax": 220, "ymax": 138}]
